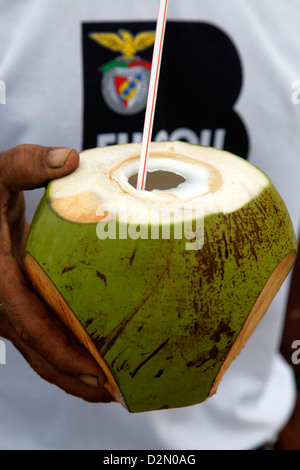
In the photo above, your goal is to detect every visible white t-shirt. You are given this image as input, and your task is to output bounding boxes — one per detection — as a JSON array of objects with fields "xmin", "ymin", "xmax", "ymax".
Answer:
[{"xmin": 0, "ymin": 0, "xmax": 299, "ymax": 450}]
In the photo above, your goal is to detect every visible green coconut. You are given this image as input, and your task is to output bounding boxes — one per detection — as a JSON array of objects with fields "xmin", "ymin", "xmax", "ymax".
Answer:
[{"xmin": 24, "ymin": 141, "xmax": 297, "ymax": 413}]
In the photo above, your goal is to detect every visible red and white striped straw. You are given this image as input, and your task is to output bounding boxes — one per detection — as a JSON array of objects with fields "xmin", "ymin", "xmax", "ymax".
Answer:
[{"xmin": 136, "ymin": 0, "xmax": 169, "ymax": 191}]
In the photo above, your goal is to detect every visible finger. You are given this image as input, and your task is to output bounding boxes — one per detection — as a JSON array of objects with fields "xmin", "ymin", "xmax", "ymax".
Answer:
[
  {"xmin": 0, "ymin": 144, "xmax": 79, "ymax": 191},
  {"xmin": 10, "ymin": 335, "xmax": 113, "ymax": 403},
  {"xmin": 0, "ymin": 256, "xmax": 108, "ymax": 387}
]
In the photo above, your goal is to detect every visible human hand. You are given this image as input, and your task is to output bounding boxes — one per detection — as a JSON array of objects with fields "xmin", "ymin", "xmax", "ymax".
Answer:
[
  {"xmin": 0, "ymin": 144, "xmax": 113, "ymax": 403},
  {"xmin": 278, "ymin": 241, "xmax": 300, "ymax": 449},
  {"xmin": 276, "ymin": 389, "xmax": 300, "ymax": 450}
]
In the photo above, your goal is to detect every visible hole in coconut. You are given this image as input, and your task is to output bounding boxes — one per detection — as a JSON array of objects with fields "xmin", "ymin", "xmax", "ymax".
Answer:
[
  {"xmin": 128, "ymin": 170, "xmax": 186, "ymax": 192},
  {"xmin": 112, "ymin": 154, "xmax": 219, "ymax": 200}
]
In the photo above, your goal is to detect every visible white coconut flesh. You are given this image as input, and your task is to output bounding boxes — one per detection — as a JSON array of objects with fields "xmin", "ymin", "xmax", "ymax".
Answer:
[{"xmin": 49, "ymin": 141, "xmax": 269, "ymax": 224}]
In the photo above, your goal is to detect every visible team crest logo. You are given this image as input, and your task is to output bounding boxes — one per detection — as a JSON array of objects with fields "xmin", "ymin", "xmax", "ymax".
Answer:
[{"xmin": 90, "ymin": 29, "xmax": 155, "ymax": 115}]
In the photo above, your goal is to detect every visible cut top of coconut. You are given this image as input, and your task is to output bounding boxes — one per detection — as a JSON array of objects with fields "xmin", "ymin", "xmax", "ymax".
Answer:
[
  {"xmin": 113, "ymin": 154, "xmax": 220, "ymax": 199},
  {"xmin": 49, "ymin": 141, "xmax": 270, "ymax": 224}
]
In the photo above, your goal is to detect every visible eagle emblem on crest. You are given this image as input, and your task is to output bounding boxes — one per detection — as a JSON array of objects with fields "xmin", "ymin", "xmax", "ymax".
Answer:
[{"xmin": 90, "ymin": 30, "xmax": 155, "ymax": 115}]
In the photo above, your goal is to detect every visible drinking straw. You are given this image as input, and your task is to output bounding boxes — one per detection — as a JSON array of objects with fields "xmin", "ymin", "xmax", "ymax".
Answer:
[{"xmin": 136, "ymin": 0, "xmax": 169, "ymax": 191}]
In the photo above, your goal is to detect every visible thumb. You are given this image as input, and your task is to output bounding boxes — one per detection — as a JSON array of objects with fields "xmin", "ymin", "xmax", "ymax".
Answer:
[{"xmin": 0, "ymin": 144, "xmax": 79, "ymax": 191}]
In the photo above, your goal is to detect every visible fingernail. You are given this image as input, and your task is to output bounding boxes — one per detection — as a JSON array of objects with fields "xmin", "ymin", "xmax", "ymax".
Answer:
[
  {"xmin": 47, "ymin": 148, "xmax": 73, "ymax": 168},
  {"xmin": 78, "ymin": 374, "xmax": 101, "ymax": 388}
]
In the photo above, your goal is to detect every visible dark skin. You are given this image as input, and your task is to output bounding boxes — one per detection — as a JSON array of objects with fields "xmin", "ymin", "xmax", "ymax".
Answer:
[
  {"xmin": 0, "ymin": 144, "xmax": 113, "ymax": 403},
  {"xmin": 276, "ymin": 240, "xmax": 300, "ymax": 450},
  {"xmin": 0, "ymin": 143, "xmax": 299, "ymax": 445}
]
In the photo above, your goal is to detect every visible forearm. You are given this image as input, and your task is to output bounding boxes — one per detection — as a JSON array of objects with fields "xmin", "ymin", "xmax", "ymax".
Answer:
[
  {"xmin": 280, "ymin": 235, "xmax": 300, "ymax": 374},
  {"xmin": 276, "ymin": 233, "xmax": 300, "ymax": 450}
]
